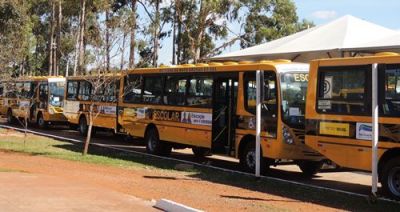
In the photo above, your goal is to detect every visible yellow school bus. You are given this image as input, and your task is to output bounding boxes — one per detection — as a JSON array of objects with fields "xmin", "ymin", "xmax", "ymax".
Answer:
[
  {"xmin": 63, "ymin": 74, "xmax": 120, "ymax": 136},
  {"xmin": 3, "ymin": 76, "xmax": 67, "ymax": 128},
  {"xmin": 305, "ymin": 52, "xmax": 400, "ymax": 198},
  {"xmin": 119, "ymin": 61, "xmax": 324, "ymax": 175}
]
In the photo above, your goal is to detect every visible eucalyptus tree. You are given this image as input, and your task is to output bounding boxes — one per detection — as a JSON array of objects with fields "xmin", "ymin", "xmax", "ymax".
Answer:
[{"xmin": 240, "ymin": 0, "xmax": 313, "ymax": 48}]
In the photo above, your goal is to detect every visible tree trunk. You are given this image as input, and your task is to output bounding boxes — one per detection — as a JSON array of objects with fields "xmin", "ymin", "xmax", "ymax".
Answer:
[
  {"xmin": 83, "ymin": 106, "xmax": 93, "ymax": 156},
  {"xmin": 128, "ymin": 0, "xmax": 137, "ymax": 68},
  {"xmin": 120, "ymin": 32, "xmax": 127, "ymax": 70},
  {"xmin": 65, "ymin": 56, "xmax": 69, "ymax": 77},
  {"xmin": 153, "ymin": 0, "xmax": 160, "ymax": 67},
  {"xmin": 49, "ymin": 2, "xmax": 56, "ymax": 76},
  {"xmin": 73, "ymin": 23, "xmax": 80, "ymax": 76},
  {"xmin": 105, "ymin": 10, "xmax": 111, "ymax": 71},
  {"xmin": 172, "ymin": 6, "xmax": 177, "ymax": 65},
  {"xmin": 56, "ymin": 0, "xmax": 62, "ymax": 76},
  {"xmin": 78, "ymin": 0, "xmax": 86, "ymax": 74}
]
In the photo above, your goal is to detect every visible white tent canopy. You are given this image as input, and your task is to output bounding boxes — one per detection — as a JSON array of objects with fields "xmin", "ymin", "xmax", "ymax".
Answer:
[
  {"xmin": 212, "ymin": 15, "xmax": 398, "ymax": 62},
  {"xmin": 349, "ymin": 32, "xmax": 400, "ymax": 52}
]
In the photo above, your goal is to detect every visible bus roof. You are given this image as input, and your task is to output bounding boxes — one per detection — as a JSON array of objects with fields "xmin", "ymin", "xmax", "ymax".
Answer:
[
  {"xmin": 3, "ymin": 76, "xmax": 65, "ymax": 82},
  {"xmin": 312, "ymin": 52, "xmax": 400, "ymax": 66},
  {"xmin": 66, "ymin": 73, "xmax": 122, "ymax": 80},
  {"xmin": 127, "ymin": 60, "xmax": 308, "ymax": 75}
]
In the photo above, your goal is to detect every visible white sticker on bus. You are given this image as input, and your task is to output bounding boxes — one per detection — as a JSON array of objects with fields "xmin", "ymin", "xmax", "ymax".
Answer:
[
  {"xmin": 101, "ymin": 106, "xmax": 116, "ymax": 115},
  {"xmin": 323, "ymin": 76, "xmax": 333, "ymax": 99},
  {"xmin": 136, "ymin": 108, "xmax": 147, "ymax": 119},
  {"xmin": 318, "ymin": 100, "xmax": 331, "ymax": 110},
  {"xmin": 356, "ymin": 122, "xmax": 372, "ymax": 140},
  {"xmin": 19, "ymin": 100, "xmax": 30, "ymax": 108},
  {"xmin": 64, "ymin": 101, "xmax": 80, "ymax": 113},
  {"xmin": 181, "ymin": 112, "xmax": 212, "ymax": 126}
]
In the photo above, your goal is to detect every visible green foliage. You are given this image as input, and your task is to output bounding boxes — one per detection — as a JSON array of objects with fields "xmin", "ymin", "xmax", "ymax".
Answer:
[
  {"xmin": 240, "ymin": 0, "xmax": 314, "ymax": 48},
  {"xmin": 0, "ymin": 0, "xmax": 313, "ymax": 74}
]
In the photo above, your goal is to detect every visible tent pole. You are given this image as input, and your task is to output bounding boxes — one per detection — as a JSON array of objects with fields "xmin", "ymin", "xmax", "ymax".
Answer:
[
  {"xmin": 255, "ymin": 70, "xmax": 262, "ymax": 177},
  {"xmin": 371, "ymin": 63, "xmax": 379, "ymax": 196}
]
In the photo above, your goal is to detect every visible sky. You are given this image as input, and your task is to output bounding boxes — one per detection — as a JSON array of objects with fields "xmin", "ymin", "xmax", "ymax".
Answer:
[{"xmin": 118, "ymin": 0, "xmax": 400, "ymax": 67}]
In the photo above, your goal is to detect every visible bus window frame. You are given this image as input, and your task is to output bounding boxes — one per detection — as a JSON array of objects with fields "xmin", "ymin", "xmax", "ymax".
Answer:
[
  {"xmin": 66, "ymin": 80, "xmax": 80, "ymax": 101},
  {"xmin": 186, "ymin": 74, "xmax": 213, "ymax": 108},
  {"xmin": 123, "ymin": 74, "xmax": 144, "ymax": 104},
  {"xmin": 379, "ymin": 63, "xmax": 400, "ymax": 117},
  {"xmin": 315, "ymin": 65, "xmax": 372, "ymax": 116},
  {"xmin": 78, "ymin": 80, "xmax": 92, "ymax": 101},
  {"xmin": 163, "ymin": 74, "xmax": 189, "ymax": 106},
  {"xmin": 142, "ymin": 74, "xmax": 165, "ymax": 105},
  {"xmin": 243, "ymin": 70, "xmax": 278, "ymax": 117}
]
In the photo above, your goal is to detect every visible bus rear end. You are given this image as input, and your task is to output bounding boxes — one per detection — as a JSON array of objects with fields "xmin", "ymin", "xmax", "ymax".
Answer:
[{"xmin": 305, "ymin": 53, "xmax": 400, "ymax": 199}]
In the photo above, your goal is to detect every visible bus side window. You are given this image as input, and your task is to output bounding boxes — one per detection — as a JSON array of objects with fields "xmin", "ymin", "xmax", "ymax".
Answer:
[
  {"xmin": 78, "ymin": 81, "xmax": 91, "ymax": 101},
  {"xmin": 143, "ymin": 76, "xmax": 163, "ymax": 104},
  {"xmin": 187, "ymin": 76, "xmax": 213, "ymax": 108},
  {"xmin": 382, "ymin": 65, "xmax": 400, "ymax": 116},
  {"xmin": 67, "ymin": 81, "xmax": 78, "ymax": 100},
  {"xmin": 103, "ymin": 80, "xmax": 119, "ymax": 103},
  {"xmin": 263, "ymin": 72, "xmax": 277, "ymax": 117},
  {"xmin": 244, "ymin": 72, "xmax": 277, "ymax": 117},
  {"xmin": 124, "ymin": 75, "xmax": 143, "ymax": 103},
  {"xmin": 39, "ymin": 83, "xmax": 49, "ymax": 102},
  {"xmin": 317, "ymin": 66, "xmax": 369, "ymax": 115},
  {"xmin": 164, "ymin": 75, "xmax": 187, "ymax": 106}
]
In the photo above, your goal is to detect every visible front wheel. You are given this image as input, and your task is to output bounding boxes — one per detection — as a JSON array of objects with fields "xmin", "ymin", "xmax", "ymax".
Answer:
[
  {"xmin": 297, "ymin": 161, "xmax": 323, "ymax": 178},
  {"xmin": 145, "ymin": 128, "xmax": 171, "ymax": 156},
  {"xmin": 78, "ymin": 116, "xmax": 88, "ymax": 136},
  {"xmin": 381, "ymin": 157, "xmax": 400, "ymax": 200},
  {"xmin": 37, "ymin": 113, "xmax": 47, "ymax": 129},
  {"xmin": 240, "ymin": 142, "xmax": 268, "ymax": 174},
  {"xmin": 192, "ymin": 147, "xmax": 211, "ymax": 158}
]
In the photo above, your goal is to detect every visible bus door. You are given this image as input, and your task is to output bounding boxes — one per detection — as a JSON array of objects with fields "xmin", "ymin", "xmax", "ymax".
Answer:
[{"xmin": 212, "ymin": 73, "xmax": 238, "ymax": 155}]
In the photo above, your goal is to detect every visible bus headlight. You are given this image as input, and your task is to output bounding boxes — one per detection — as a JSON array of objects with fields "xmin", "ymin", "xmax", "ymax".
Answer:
[
  {"xmin": 48, "ymin": 107, "xmax": 55, "ymax": 115},
  {"xmin": 283, "ymin": 126, "xmax": 294, "ymax": 144}
]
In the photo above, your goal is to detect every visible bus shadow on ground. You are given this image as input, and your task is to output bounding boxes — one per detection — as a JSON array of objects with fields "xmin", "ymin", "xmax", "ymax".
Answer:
[{"xmin": 52, "ymin": 142, "xmax": 399, "ymax": 211}]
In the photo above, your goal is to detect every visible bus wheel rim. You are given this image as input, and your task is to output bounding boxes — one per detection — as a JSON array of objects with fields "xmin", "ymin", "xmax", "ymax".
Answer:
[
  {"xmin": 149, "ymin": 135, "xmax": 156, "ymax": 151},
  {"xmin": 246, "ymin": 150, "xmax": 256, "ymax": 169},
  {"xmin": 388, "ymin": 167, "xmax": 400, "ymax": 197}
]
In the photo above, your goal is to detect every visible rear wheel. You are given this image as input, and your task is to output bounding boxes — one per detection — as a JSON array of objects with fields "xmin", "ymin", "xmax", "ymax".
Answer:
[
  {"xmin": 381, "ymin": 157, "xmax": 400, "ymax": 200},
  {"xmin": 297, "ymin": 161, "xmax": 323, "ymax": 178},
  {"xmin": 240, "ymin": 142, "xmax": 268, "ymax": 174},
  {"xmin": 145, "ymin": 128, "xmax": 171, "ymax": 156},
  {"xmin": 6, "ymin": 109, "xmax": 14, "ymax": 124},
  {"xmin": 78, "ymin": 116, "xmax": 88, "ymax": 136},
  {"xmin": 37, "ymin": 113, "xmax": 47, "ymax": 129},
  {"xmin": 192, "ymin": 147, "xmax": 211, "ymax": 158}
]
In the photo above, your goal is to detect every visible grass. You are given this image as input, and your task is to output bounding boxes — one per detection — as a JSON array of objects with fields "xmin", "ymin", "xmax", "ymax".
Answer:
[
  {"xmin": 0, "ymin": 128, "xmax": 399, "ymax": 211},
  {"xmin": 0, "ymin": 167, "xmax": 26, "ymax": 173}
]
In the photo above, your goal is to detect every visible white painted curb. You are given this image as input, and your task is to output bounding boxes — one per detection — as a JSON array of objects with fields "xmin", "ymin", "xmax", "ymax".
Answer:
[{"xmin": 154, "ymin": 199, "xmax": 203, "ymax": 212}]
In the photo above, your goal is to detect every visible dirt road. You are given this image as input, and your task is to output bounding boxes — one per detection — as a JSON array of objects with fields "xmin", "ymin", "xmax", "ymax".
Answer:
[{"xmin": 0, "ymin": 150, "xmax": 339, "ymax": 211}]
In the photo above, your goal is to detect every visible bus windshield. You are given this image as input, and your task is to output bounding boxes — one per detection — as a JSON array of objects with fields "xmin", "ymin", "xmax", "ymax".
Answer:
[
  {"xmin": 280, "ymin": 72, "xmax": 308, "ymax": 128},
  {"xmin": 49, "ymin": 81, "xmax": 65, "ymax": 107}
]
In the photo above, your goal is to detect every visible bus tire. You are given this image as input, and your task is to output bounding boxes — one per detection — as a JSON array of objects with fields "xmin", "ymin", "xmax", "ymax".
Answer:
[
  {"xmin": 78, "ymin": 116, "xmax": 88, "ymax": 136},
  {"xmin": 240, "ymin": 142, "xmax": 268, "ymax": 174},
  {"xmin": 6, "ymin": 109, "xmax": 14, "ymax": 124},
  {"xmin": 192, "ymin": 147, "xmax": 211, "ymax": 158},
  {"xmin": 37, "ymin": 113, "xmax": 47, "ymax": 129},
  {"xmin": 298, "ymin": 161, "xmax": 323, "ymax": 178},
  {"xmin": 145, "ymin": 128, "xmax": 171, "ymax": 156},
  {"xmin": 381, "ymin": 157, "xmax": 400, "ymax": 200}
]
